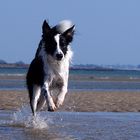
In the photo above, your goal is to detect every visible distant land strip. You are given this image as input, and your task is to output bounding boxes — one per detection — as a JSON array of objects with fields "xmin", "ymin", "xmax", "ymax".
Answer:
[{"xmin": 0, "ymin": 59, "xmax": 140, "ymax": 71}]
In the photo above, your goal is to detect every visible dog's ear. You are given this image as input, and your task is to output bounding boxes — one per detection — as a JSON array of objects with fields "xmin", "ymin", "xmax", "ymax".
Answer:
[
  {"xmin": 62, "ymin": 25, "xmax": 75, "ymax": 43},
  {"xmin": 42, "ymin": 20, "xmax": 51, "ymax": 36}
]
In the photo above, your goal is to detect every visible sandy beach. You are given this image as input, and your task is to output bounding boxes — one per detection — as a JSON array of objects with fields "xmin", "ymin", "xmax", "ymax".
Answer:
[
  {"xmin": 1, "ymin": 72, "xmax": 140, "ymax": 139},
  {"xmin": 1, "ymin": 90, "xmax": 140, "ymax": 112}
]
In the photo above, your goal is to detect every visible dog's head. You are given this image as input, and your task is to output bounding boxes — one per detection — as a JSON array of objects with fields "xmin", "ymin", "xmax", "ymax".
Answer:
[{"xmin": 42, "ymin": 20, "xmax": 75, "ymax": 61}]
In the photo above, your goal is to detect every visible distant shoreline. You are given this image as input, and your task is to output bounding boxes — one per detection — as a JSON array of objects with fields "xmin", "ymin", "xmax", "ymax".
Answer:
[
  {"xmin": 0, "ymin": 64, "xmax": 28, "ymax": 68},
  {"xmin": 0, "ymin": 61, "xmax": 140, "ymax": 71}
]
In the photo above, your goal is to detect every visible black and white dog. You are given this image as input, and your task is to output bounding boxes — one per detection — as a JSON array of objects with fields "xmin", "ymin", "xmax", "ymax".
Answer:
[{"xmin": 26, "ymin": 20, "xmax": 75, "ymax": 116}]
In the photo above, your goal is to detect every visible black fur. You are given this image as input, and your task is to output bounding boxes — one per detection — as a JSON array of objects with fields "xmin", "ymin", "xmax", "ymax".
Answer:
[
  {"xmin": 26, "ymin": 20, "xmax": 75, "ymax": 114},
  {"xmin": 42, "ymin": 20, "xmax": 74, "ymax": 57}
]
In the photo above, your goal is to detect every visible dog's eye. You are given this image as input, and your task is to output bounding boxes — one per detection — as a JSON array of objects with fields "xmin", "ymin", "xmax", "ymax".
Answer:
[
  {"xmin": 60, "ymin": 37, "xmax": 66, "ymax": 47},
  {"xmin": 46, "ymin": 37, "xmax": 57, "ymax": 47}
]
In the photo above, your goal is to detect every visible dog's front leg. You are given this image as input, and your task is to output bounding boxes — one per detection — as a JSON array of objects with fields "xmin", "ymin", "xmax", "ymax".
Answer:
[
  {"xmin": 43, "ymin": 82, "xmax": 56, "ymax": 111},
  {"xmin": 56, "ymin": 83, "xmax": 68, "ymax": 108}
]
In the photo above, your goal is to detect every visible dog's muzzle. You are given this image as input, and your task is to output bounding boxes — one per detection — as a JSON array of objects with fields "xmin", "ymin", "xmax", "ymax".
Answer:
[{"xmin": 56, "ymin": 53, "xmax": 63, "ymax": 61}]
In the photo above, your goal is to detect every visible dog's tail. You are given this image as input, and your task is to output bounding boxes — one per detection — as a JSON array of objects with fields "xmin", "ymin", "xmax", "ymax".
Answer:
[{"xmin": 55, "ymin": 20, "xmax": 75, "ymax": 34}]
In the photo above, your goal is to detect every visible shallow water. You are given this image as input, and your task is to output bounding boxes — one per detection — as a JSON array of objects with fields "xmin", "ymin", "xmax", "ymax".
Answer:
[
  {"xmin": 1, "ymin": 107, "xmax": 140, "ymax": 140},
  {"xmin": 1, "ymin": 68, "xmax": 140, "ymax": 91},
  {"xmin": 2, "ymin": 78, "xmax": 140, "ymax": 92}
]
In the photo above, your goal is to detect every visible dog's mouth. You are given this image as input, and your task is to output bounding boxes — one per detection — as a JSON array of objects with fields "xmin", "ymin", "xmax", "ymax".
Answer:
[{"xmin": 56, "ymin": 57, "xmax": 63, "ymax": 61}]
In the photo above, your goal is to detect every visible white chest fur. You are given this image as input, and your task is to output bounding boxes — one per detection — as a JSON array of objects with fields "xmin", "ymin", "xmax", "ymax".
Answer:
[{"xmin": 38, "ymin": 45, "xmax": 73, "ymax": 85}]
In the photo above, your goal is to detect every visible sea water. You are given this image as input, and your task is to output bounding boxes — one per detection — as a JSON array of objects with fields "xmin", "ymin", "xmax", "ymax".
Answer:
[
  {"xmin": 1, "ymin": 106, "xmax": 140, "ymax": 140},
  {"xmin": 1, "ymin": 68, "xmax": 140, "ymax": 139},
  {"xmin": 0, "ymin": 67, "xmax": 140, "ymax": 91}
]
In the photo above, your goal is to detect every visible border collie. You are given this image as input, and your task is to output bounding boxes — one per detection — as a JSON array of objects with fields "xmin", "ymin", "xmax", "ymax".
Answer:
[{"xmin": 26, "ymin": 20, "xmax": 75, "ymax": 116}]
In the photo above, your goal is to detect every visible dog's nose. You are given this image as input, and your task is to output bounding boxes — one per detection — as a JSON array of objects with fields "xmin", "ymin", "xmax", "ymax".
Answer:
[{"xmin": 56, "ymin": 53, "xmax": 63, "ymax": 60}]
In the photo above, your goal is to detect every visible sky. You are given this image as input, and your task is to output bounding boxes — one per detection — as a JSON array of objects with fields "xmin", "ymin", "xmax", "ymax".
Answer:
[{"xmin": 0, "ymin": 0, "xmax": 140, "ymax": 65}]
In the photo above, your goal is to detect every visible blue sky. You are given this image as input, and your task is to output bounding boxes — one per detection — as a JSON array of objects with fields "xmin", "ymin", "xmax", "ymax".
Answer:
[{"xmin": 0, "ymin": 0, "xmax": 140, "ymax": 65}]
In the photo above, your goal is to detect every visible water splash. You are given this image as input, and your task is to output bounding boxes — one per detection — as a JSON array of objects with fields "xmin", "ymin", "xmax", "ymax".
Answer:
[{"xmin": 13, "ymin": 105, "xmax": 49, "ymax": 129}]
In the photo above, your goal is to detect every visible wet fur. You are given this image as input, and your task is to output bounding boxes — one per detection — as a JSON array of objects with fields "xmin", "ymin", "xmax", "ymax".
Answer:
[{"xmin": 26, "ymin": 20, "xmax": 75, "ymax": 116}]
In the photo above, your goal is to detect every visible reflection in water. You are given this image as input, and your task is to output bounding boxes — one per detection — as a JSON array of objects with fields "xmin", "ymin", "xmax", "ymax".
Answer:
[{"xmin": 1, "ymin": 107, "xmax": 140, "ymax": 140}]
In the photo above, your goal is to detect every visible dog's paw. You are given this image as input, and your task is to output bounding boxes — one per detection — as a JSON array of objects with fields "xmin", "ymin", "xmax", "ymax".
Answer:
[
  {"xmin": 48, "ymin": 102, "xmax": 57, "ymax": 112},
  {"xmin": 56, "ymin": 98, "xmax": 64, "ymax": 108},
  {"xmin": 48, "ymin": 106, "xmax": 56, "ymax": 112}
]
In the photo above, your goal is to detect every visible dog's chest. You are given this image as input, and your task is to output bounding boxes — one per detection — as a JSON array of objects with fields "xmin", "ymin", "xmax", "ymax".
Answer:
[
  {"xmin": 44, "ymin": 59, "xmax": 69, "ymax": 87},
  {"xmin": 40, "ymin": 47, "xmax": 69, "ymax": 88},
  {"xmin": 50, "ymin": 75, "xmax": 64, "ymax": 90}
]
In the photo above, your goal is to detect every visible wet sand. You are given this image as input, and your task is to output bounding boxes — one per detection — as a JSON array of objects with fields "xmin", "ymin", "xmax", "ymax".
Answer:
[
  {"xmin": 1, "ymin": 74, "xmax": 140, "ymax": 139},
  {"xmin": 1, "ymin": 90, "xmax": 140, "ymax": 140},
  {"xmin": 1, "ymin": 90, "xmax": 140, "ymax": 112}
]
